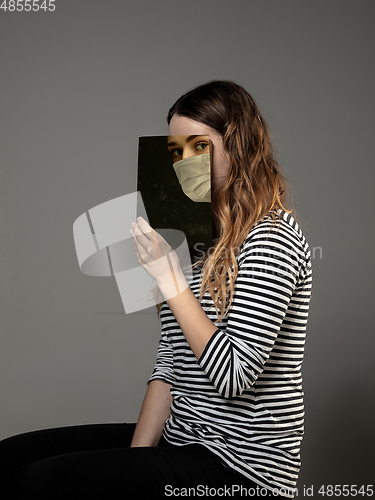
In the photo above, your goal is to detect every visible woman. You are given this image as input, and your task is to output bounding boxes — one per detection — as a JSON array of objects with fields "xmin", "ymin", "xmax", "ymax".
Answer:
[{"xmin": 0, "ymin": 81, "xmax": 312, "ymax": 499}]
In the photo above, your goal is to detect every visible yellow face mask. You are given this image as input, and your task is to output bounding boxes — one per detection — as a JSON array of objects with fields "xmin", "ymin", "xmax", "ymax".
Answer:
[{"xmin": 172, "ymin": 153, "xmax": 211, "ymax": 203}]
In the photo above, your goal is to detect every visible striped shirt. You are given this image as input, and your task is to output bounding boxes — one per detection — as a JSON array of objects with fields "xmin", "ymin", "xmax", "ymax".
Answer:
[{"xmin": 149, "ymin": 209, "xmax": 312, "ymax": 498}]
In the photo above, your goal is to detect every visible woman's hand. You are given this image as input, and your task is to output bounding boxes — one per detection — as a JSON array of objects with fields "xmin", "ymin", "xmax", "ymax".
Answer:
[{"xmin": 130, "ymin": 217, "xmax": 189, "ymax": 300}]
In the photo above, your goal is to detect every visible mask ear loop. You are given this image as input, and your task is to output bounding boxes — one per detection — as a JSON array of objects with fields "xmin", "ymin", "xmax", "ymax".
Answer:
[{"xmin": 152, "ymin": 228, "xmax": 181, "ymax": 295}]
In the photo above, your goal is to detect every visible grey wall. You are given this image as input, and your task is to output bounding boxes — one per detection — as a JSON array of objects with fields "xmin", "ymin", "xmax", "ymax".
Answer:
[{"xmin": 1, "ymin": 0, "xmax": 374, "ymax": 492}]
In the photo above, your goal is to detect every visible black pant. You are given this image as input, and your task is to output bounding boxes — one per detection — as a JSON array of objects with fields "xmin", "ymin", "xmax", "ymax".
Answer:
[{"xmin": 0, "ymin": 422, "xmax": 261, "ymax": 499}]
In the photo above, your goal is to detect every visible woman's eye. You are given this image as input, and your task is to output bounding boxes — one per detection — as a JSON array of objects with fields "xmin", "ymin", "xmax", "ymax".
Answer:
[
  {"xmin": 170, "ymin": 149, "xmax": 182, "ymax": 158},
  {"xmin": 195, "ymin": 142, "xmax": 209, "ymax": 151}
]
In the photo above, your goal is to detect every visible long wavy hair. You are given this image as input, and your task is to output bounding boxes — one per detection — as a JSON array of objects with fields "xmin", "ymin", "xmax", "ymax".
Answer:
[{"xmin": 156, "ymin": 80, "xmax": 292, "ymax": 321}]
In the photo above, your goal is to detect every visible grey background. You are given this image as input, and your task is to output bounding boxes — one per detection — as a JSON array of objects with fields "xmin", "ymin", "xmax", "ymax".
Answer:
[{"xmin": 1, "ymin": 0, "xmax": 374, "ymax": 492}]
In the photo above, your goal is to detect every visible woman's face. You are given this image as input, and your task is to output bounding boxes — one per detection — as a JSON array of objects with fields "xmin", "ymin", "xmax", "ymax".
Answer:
[{"xmin": 168, "ymin": 114, "xmax": 229, "ymax": 193}]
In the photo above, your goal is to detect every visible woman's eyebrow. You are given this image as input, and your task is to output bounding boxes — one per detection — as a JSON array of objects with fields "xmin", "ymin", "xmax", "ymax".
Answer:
[{"xmin": 167, "ymin": 135, "xmax": 207, "ymax": 148}]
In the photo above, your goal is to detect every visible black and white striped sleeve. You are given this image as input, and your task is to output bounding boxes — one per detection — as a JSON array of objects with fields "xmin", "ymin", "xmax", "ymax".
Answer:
[
  {"xmin": 197, "ymin": 222, "xmax": 303, "ymax": 399},
  {"xmin": 148, "ymin": 326, "xmax": 176, "ymax": 386}
]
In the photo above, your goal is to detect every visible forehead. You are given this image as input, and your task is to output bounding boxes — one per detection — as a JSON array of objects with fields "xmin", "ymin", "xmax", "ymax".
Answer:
[{"xmin": 168, "ymin": 115, "xmax": 211, "ymax": 136}]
